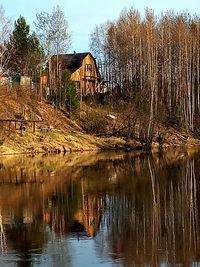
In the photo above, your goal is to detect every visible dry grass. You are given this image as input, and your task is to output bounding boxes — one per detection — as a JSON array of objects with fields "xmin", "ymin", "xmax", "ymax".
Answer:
[
  {"xmin": 0, "ymin": 86, "xmax": 199, "ymax": 155},
  {"xmin": 0, "ymin": 86, "xmax": 130, "ymax": 154}
]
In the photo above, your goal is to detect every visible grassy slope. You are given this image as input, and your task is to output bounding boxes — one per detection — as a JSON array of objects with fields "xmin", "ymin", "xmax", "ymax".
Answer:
[
  {"xmin": 0, "ymin": 87, "xmax": 199, "ymax": 155},
  {"xmin": 0, "ymin": 88, "xmax": 131, "ymax": 154}
]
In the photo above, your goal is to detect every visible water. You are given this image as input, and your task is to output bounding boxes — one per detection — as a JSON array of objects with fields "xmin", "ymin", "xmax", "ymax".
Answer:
[{"xmin": 0, "ymin": 149, "xmax": 200, "ymax": 266}]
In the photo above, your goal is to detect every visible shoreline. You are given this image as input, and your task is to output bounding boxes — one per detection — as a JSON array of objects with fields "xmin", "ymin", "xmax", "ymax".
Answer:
[{"xmin": 0, "ymin": 128, "xmax": 200, "ymax": 155}]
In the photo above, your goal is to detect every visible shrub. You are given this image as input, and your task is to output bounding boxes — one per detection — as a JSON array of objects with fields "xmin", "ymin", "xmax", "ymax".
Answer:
[{"xmin": 81, "ymin": 111, "xmax": 108, "ymax": 135}]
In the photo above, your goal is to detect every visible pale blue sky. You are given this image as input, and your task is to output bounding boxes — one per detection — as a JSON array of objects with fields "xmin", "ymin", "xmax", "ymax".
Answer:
[{"xmin": 1, "ymin": 0, "xmax": 200, "ymax": 52}]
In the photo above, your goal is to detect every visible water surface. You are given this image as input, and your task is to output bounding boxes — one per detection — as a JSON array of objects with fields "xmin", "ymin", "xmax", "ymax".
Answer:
[{"xmin": 0, "ymin": 149, "xmax": 200, "ymax": 266}]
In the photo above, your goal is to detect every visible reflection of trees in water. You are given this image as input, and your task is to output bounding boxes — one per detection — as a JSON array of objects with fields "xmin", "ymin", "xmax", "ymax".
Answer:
[
  {"xmin": 6, "ymin": 222, "xmax": 47, "ymax": 267},
  {"xmin": 0, "ymin": 209, "xmax": 7, "ymax": 255},
  {"xmin": 94, "ymin": 154, "xmax": 200, "ymax": 266},
  {"xmin": 1, "ymin": 151, "xmax": 200, "ymax": 266},
  {"xmin": 45, "ymin": 181, "xmax": 82, "ymax": 234},
  {"xmin": 45, "ymin": 179, "xmax": 103, "ymax": 238},
  {"xmin": 2, "ymin": 183, "xmax": 74, "ymax": 267}
]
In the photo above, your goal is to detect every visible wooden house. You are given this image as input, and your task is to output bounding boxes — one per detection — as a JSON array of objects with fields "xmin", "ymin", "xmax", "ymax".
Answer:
[{"xmin": 51, "ymin": 52, "xmax": 101, "ymax": 95}]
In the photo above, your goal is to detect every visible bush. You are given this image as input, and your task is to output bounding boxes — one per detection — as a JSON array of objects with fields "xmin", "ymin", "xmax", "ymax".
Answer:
[{"xmin": 81, "ymin": 111, "xmax": 108, "ymax": 135}]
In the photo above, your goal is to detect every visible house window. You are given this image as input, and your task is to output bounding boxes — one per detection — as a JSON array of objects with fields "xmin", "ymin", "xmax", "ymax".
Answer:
[
  {"xmin": 74, "ymin": 81, "xmax": 80, "ymax": 89},
  {"xmin": 86, "ymin": 64, "xmax": 92, "ymax": 72}
]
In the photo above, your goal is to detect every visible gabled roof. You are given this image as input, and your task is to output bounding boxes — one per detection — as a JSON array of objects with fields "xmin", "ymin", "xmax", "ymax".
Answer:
[{"xmin": 52, "ymin": 52, "xmax": 96, "ymax": 73}]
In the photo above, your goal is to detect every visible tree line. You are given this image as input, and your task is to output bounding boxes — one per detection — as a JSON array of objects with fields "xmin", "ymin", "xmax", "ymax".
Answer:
[
  {"xmin": 0, "ymin": 5, "xmax": 79, "ymax": 115},
  {"xmin": 90, "ymin": 8, "xmax": 200, "ymax": 145},
  {"xmin": 0, "ymin": 5, "xmax": 71, "ymax": 78}
]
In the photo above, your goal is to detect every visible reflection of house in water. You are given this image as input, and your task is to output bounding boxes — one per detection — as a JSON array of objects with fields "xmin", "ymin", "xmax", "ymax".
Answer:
[
  {"xmin": 74, "ymin": 195, "xmax": 103, "ymax": 237},
  {"xmin": 43, "ymin": 192, "xmax": 103, "ymax": 238},
  {"xmin": 2, "ymin": 210, "xmax": 33, "ymax": 225}
]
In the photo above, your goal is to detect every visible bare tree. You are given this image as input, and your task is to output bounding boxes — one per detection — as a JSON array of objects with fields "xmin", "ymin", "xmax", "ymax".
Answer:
[
  {"xmin": 51, "ymin": 5, "xmax": 71, "ymax": 107},
  {"xmin": 35, "ymin": 5, "xmax": 71, "ymax": 95},
  {"xmin": 0, "ymin": 6, "xmax": 12, "ymax": 76},
  {"xmin": 90, "ymin": 8, "xmax": 200, "ymax": 136}
]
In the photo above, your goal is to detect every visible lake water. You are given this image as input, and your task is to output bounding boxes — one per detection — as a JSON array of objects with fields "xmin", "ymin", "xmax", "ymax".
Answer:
[{"xmin": 0, "ymin": 149, "xmax": 200, "ymax": 267}]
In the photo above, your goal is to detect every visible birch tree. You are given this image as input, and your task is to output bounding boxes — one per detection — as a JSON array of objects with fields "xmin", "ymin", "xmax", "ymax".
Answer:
[
  {"xmin": 90, "ymin": 8, "xmax": 200, "ymax": 135},
  {"xmin": 35, "ymin": 5, "xmax": 71, "ymax": 103},
  {"xmin": 0, "ymin": 6, "xmax": 12, "ymax": 76}
]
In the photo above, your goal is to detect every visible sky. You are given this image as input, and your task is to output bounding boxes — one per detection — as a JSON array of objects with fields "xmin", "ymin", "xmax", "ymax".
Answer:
[{"xmin": 1, "ymin": 0, "xmax": 200, "ymax": 53}]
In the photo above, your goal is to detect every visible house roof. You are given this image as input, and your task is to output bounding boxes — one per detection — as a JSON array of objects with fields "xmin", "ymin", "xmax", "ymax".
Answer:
[{"xmin": 52, "ymin": 52, "xmax": 97, "ymax": 73}]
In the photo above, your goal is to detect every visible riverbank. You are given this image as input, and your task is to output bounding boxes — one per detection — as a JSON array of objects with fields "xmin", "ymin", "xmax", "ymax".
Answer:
[
  {"xmin": 0, "ymin": 87, "xmax": 200, "ymax": 155},
  {"xmin": 0, "ymin": 128, "xmax": 142, "ymax": 155},
  {"xmin": 0, "ymin": 88, "xmax": 142, "ymax": 154},
  {"xmin": 0, "ymin": 125, "xmax": 200, "ymax": 155}
]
